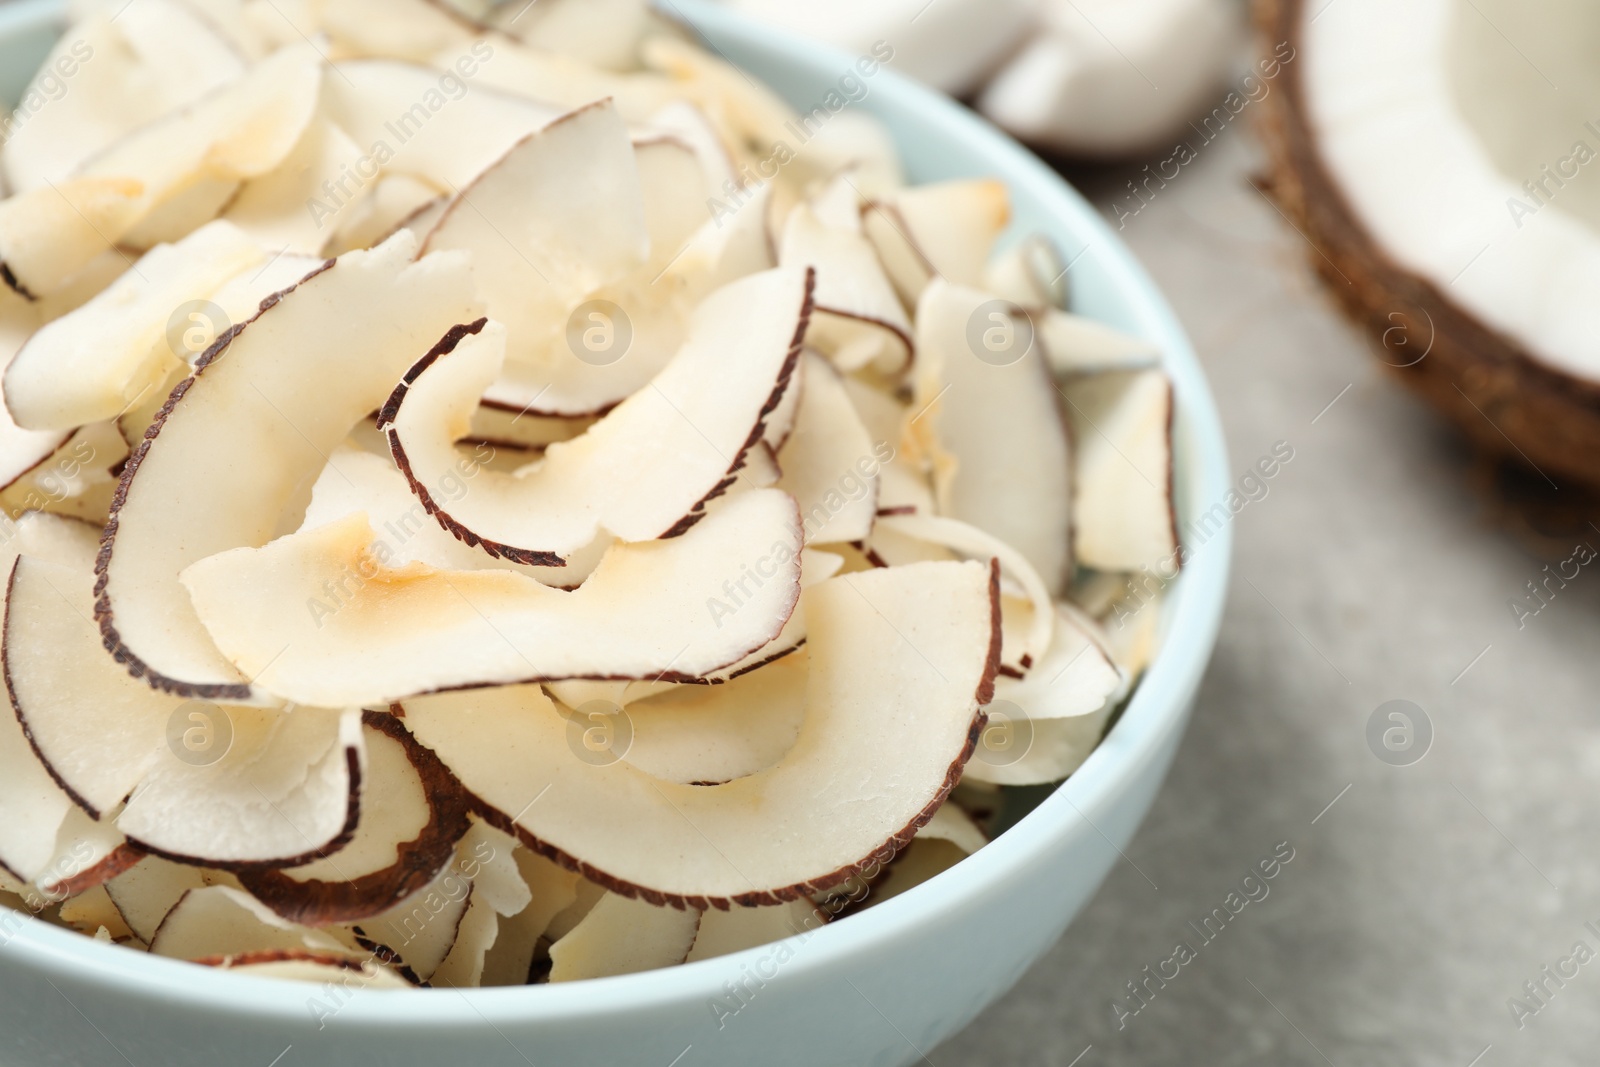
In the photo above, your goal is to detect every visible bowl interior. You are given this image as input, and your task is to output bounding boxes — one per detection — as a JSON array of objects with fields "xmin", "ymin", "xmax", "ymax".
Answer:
[{"xmin": 0, "ymin": 0, "xmax": 1231, "ymax": 1028}]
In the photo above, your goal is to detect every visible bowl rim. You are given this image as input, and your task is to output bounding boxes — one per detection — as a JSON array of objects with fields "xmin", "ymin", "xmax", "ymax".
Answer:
[{"xmin": 0, "ymin": 0, "xmax": 1233, "ymax": 1026}]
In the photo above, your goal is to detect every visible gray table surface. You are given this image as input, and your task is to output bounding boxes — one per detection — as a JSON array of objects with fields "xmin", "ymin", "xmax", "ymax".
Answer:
[{"xmin": 938, "ymin": 120, "xmax": 1600, "ymax": 1067}]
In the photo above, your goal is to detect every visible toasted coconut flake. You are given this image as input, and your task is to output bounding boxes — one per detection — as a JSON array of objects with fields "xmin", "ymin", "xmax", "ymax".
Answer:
[
  {"xmin": 117, "ymin": 707, "xmax": 365, "ymax": 870},
  {"xmin": 621, "ymin": 650, "xmax": 808, "ymax": 785},
  {"xmin": 547, "ymin": 892, "xmax": 700, "ymax": 982},
  {"xmin": 684, "ymin": 898, "xmax": 823, "ymax": 962},
  {"xmin": 479, "ymin": 848, "xmax": 581, "ymax": 986},
  {"xmin": 96, "ymin": 232, "xmax": 481, "ymax": 699},
  {"xmin": 381, "ymin": 266, "xmax": 811, "ymax": 563},
  {"xmin": 223, "ymin": 117, "xmax": 366, "ymax": 254},
  {"xmin": 962, "ymin": 703, "xmax": 1114, "ymax": 788},
  {"xmin": 777, "ymin": 353, "xmax": 881, "ymax": 546},
  {"xmin": 235, "ymin": 713, "xmax": 473, "ymax": 925},
  {"xmin": 0, "ymin": 178, "xmax": 146, "ymax": 300},
  {"xmin": 198, "ymin": 950, "xmax": 413, "ymax": 988},
  {"xmin": 322, "ymin": 59, "xmax": 557, "ymax": 193},
  {"xmin": 400, "ymin": 560, "xmax": 997, "ymax": 906},
  {"xmin": 429, "ymin": 820, "xmax": 532, "ymax": 987},
  {"xmin": 5, "ymin": 220, "xmax": 265, "ymax": 431},
  {"xmin": 1064, "ymin": 369, "xmax": 1178, "ymax": 573},
  {"xmin": 0, "ymin": 291, "xmax": 71, "ymax": 491},
  {"xmin": 149, "ymin": 884, "xmax": 355, "ymax": 961},
  {"xmin": 299, "ymin": 445, "xmax": 610, "ymax": 586},
  {"xmin": 862, "ymin": 179, "xmax": 1010, "ymax": 305},
  {"xmin": 1034, "ymin": 309, "xmax": 1162, "ymax": 377},
  {"xmin": 779, "ymin": 204, "xmax": 911, "ymax": 374},
  {"xmin": 877, "ymin": 513, "xmax": 1053, "ymax": 672},
  {"xmin": 419, "ymin": 101, "xmax": 671, "ymax": 418},
  {"xmin": 911, "ymin": 280, "xmax": 1073, "ymax": 592},
  {"xmin": 349, "ymin": 870, "xmax": 473, "ymax": 983},
  {"xmin": 984, "ymin": 234, "xmax": 1070, "ymax": 311},
  {"xmin": 58, "ymin": 884, "xmax": 136, "ymax": 942},
  {"xmin": 329, "ymin": 178, "xmax": 446, "ymax": 257},
  {"xmin": 181, "ymin": 488, "xmax": 803, "ymax": 706},
  {"xmin": 102, "ymin": 855, "xmax": 214, "ymax": 944},
  {"xmin": 0, "ymin": 514, "xmax": 113, "ymax": 883},
  {"xmin": 991, "ymin": 603, "xmax": 1125, "ymax": 721}
]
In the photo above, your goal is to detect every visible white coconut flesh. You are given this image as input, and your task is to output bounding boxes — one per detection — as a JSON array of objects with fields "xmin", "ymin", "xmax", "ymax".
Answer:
[
  {"xmin": 96, "ymin": 232, "xmax": 482, "ymax": 700},
  {"xmin": 380, "ymin": 267, "xmax": 810, "ymax": 565},
  {"xmin": 400, "ymin": 560, "xmax": 998, "ymax": 906},
  {"xmin": 1301, "ymin": 0, "xmax": 1600, "ymax": 382}
]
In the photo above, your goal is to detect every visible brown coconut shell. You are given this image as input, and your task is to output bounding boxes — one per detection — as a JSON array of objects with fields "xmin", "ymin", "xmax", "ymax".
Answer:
[{"xmin": 1254, "ymin": 0, "xmax": 1600, "ymax": 492}]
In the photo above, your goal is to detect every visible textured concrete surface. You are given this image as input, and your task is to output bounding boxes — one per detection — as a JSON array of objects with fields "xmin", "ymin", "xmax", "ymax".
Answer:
[{"xmin": 937, "ymin": 118, "xmax": 1600, "ymax": 1066}]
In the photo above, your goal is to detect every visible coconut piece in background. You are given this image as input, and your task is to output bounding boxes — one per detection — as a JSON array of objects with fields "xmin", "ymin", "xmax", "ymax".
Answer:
[
  {"xmin": 1034, "ymin": 308, "xmax": 1162, "ymax": 378},
  {"xmin": 1258, "ymin": 0, "xmax": 1600, "ymax": 491},
  {"xmin": 429, "ymin": 821, "xmax": 532, "ymax": 988},
  {"xmin": 0, "ymin": 44, "xmax": 323, "ymax": 295},
  {"xmin": 478, "ymin": 849, "xmax": 581, "ymax": 987},
  {"xmin": 984, "ymin": 234, "xmax": 1070, "ymax": 312},
  {"xmin": 979, "ymin": 0, "xmax": 1241, "ymax": 158},
  {"xmin": 722, "ymin": 0, "xmax": 1032, "ymax": 97}
]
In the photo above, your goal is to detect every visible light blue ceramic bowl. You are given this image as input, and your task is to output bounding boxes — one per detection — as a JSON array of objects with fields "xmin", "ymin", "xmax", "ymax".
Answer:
[{"xmin": 0, "ymin": 3, "xmax": 1231, "ymax": 1064}]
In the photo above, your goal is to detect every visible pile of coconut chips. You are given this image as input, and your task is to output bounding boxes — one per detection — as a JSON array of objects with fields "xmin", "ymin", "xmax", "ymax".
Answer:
[{"xmin": 0, "ymin": 0, "xmax": 1179, "ymax": 989}]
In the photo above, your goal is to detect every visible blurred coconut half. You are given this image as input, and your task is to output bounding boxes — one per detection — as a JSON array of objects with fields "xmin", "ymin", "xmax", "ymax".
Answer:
[
  {"xmin": 723, "ymin": 0, "xmax": 1245, "ymax": 157},
  {"xmin": 1258, "ymin": 0, "xmax": 1600, "ymax": 490}
]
